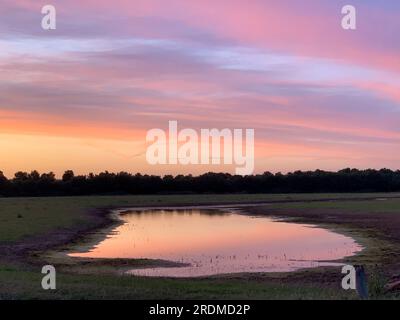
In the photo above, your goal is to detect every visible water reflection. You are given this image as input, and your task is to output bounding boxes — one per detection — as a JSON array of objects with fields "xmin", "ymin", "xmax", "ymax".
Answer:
[{"xmin": 69, "ymin": 208, "xmax": 363, "ymax": 277}]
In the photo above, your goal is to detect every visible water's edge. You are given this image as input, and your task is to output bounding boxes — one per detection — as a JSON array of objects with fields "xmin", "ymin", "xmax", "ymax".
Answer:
[{"xmin": 65, "ymin": 205, "xmax": 365, "ymax": 278}]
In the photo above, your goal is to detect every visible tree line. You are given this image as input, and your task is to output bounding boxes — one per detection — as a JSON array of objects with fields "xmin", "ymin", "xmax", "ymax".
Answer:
[{"xmin": 1, "ymin": 168, "xmax": 400, "ymax": 197}]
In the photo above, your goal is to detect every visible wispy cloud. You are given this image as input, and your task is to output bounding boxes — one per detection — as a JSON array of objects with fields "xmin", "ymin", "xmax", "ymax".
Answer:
[{"xmin": 1, "ymin": 0, "xmax": 399, "ymax": 175}]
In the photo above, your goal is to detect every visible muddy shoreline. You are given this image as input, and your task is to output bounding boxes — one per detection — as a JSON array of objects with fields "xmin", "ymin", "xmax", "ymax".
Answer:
[
  {"xmin": 2, "ymin": 195, "xmax": 400, "ymax": 289},
  {"xmin": 0, "ymin": 195, "xmax": 376, "ymax": 261}
]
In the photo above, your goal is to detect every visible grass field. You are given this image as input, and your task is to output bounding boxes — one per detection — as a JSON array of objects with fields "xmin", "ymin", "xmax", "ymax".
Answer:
[
  {"xmin": 1, "ymin": 193, "xmax": 400, "ymax": 300},
  {"xmin": 2, "ymin": 193, "xmax": 399, "ymax": 242}
]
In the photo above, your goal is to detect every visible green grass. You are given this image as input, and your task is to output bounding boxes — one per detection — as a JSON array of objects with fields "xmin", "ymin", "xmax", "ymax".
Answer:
[
  {"xmin": 271, "ymin": 198, "xmax": 400, "ymax": 213},
  {"xmin": 1, "ymin": 193, "xmax": 399, "ymax": 243},
  {"xmin": 1, "ymin": 193, "xmax": 400, "ymax": 300},
  {"xmin": 0, "ymin": 265, "xmax": 355, "ymax": 300}
]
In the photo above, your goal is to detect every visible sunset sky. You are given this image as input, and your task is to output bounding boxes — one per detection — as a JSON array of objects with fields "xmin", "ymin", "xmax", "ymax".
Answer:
[{"xmin": 1, "ymin": 0, "xmax": 400, "ymax": 177}]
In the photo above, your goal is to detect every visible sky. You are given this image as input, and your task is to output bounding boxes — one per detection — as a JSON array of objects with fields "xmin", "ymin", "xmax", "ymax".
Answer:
[{"xmin": 0, "ymin": 0, "xmax": 400, "ymax": 177}]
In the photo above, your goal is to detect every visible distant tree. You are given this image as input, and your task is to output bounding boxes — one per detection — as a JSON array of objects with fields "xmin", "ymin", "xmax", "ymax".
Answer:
[
  {"xmin": 13, "ymin": 171, "xmax": 29, "ymax": 182},
  {"xmin": 62, "ymin": 170, "xmax": 75, "ymax": 182},
  {"xmin": 0, "ymin": 171, "xmax": 7, "ymax": 182},
  {"xmin": 29, "ymin": 170, "xmax": 40, "ymax": 181},
  {"xmin": 0, "ymin": 171, "xmax": 9, "ymax": 195},
  {"xmin": 2, "ymin": 168, "xmax": 400, "ymax": 197},
  {"xmin": 40, "ymin": 172, "xmax": 56, "ymax": 182}
]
